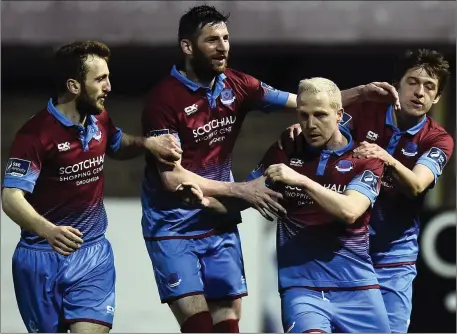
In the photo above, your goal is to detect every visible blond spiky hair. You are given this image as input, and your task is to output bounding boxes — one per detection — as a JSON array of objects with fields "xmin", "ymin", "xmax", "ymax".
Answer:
[{"xmin": 298, "ymin": 77, "xmax": 342, "ymax": 110}]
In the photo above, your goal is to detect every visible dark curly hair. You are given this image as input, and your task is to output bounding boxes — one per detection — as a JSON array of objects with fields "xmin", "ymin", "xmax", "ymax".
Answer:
[
  {"xmin": 54, "ymin": 40, "xmax": 111, "ymax": 94},
  {"xmin": 178, "ymin": 5, "xmax": 230, "ymax": 42},
  {"xmin": 393, "ymin": 49, "xmax": 450, "ymax": 96}
]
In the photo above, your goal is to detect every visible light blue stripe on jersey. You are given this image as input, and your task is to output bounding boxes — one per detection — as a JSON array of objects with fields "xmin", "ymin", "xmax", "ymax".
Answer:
[
  {"xmin": 3, "ymin": 159, "xmax": 40, "ymax": 193},
  {"xmin": 416, "ymin": 147, "xmax": 447, "ymax": 184},
  {"xmin": 109, "ymin": 128, "xmax": 123, "ymax": 153},
  {"xmin": 260, "ymin": 82, "xmax": 290, "ymax": 112},
  {"xmin": 346, "ymin": 170, "xmax": 380, "ymax": 206}
]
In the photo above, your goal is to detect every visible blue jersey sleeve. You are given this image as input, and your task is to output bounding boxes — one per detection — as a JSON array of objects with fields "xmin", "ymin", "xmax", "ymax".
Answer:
[
  {"xmin": 246, "ymin": 163, "xmax": 266, "ymax": 181},
  {"xmin": 259, "ymin": 82, "xmax": 290, "ymax": 113},
  {"xmin": 109, "ymin": 127, "xmax": 123, "ymax": 153},
  {"xmin": 346, "ymin": 170, "xmax": 381, "ymax": 206},
  {"xmin": 415, "ymin": 134, "xmax": 453, "ymax": 185}
]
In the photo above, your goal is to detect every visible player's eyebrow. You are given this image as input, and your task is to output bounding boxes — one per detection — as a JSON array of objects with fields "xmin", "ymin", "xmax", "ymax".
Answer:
[{"xmin": 95, "ymin": 73, "xmax": 109, "ymax": 80}]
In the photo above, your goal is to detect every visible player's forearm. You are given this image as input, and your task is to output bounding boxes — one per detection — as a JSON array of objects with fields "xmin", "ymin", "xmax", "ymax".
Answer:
[
  {"xmin": 297, "ymin": 177, "xmax": 363, "ymax": 224},
  {"xmin": 2, "ymin": 188, "xmax": 55, "ymax": 238},
  {"xmin": 205, "ymin": 197, "xmax": 251, "ymax": 214},
  {"xmin": 388, "ymin": 159, "xmax": 429, "ymax": 197},
  {"xmin": 341, "ymin": 85, "xmax": 365, "ymax": 107},
  {"xmin": 108, "ymin": 133, "xmax": 146, "ymax": 160},
  {"xmin": 160, "ymin": 164, "xmax": 234, "ymax": 196}
]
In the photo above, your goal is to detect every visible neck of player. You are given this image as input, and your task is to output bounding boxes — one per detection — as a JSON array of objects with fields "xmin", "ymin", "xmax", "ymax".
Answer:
[
  {"xmin": 55, "ymin": 96, "xmax": 87, "ymax": 126},
  {"xmin": 325, "ymin": 130, "xmax": 348, "ymax": 151},
  {"xmin": 183, "ymin": 62, "xmax": 216, "ymax": 89},
  {"xmin": 393, "ymin": 109, "xmax": 425, "ymax": 131}
]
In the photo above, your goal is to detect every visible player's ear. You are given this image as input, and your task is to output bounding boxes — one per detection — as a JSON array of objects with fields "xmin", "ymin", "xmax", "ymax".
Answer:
[
  {"xmin": 336, "ymin": 108, "xmax": 344, "ymax": 123},
  {"xmin": 180, "ymin": 39, "xmax": 193, "ymax": 56},
  {"xmin": 66, "ymin": 79, "xmax": 80, "ymax": 95},
  {"xmin": 432, "ymin": 94, "xmax": 441, "ymax": 105}
]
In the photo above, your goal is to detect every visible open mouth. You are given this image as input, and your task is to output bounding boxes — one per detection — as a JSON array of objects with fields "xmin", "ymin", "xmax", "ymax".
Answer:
[{"xmin": 410, "ymin": 100, "xmax": 423, "ymax": 108}]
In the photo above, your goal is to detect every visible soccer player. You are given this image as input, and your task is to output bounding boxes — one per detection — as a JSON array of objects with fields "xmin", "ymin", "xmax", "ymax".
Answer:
[
  {"xmin": 281, "ymin": 49, "xmax": 454, "ymax": 332},
  {"xmin": 177, "ymin": 77, "xmax": 391, "ymax": 333},
  {"xmin": 141, "ymin": 5, "xmax": 401, "ymax": 333},
  {"xmin": 2, "ymin": 41, "xmax": 182, "ymax": 333}
]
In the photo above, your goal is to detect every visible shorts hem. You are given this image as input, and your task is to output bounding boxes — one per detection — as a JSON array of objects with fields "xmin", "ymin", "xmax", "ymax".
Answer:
[
  {"xmin": 280, "ymin": 284, "xmax": 380, "ymax": 292},
  {"xmin": 144, "ymin": 225, "xmax": 239, "ymax": 241},
  {"xmin": 161, "ymin": 291, "xmax": 205, "ymax": 304},
  {"xmin": 64, "ymin": 318, "xmax": 112, "ymax": 329},
  {"xmin": 205, "ymin": 292, "xmax": 248, "ymax": 301},
  {"xmin": 373, "ymin": 261, "xmax": 416, "ymax": 268}
]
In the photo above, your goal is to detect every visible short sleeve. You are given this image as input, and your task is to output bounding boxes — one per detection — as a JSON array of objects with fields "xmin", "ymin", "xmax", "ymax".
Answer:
[
  {"xmin": 242, "ymin": 73, "xmax": 290, "ymax": 113},
  {"xmin": 416, "ymin": 132, "xmax": 454, "ymax": 184},
  {"xmin": 3, "ymin": 131, "xmax": 45, "ymax": 193},
  {"xmin": 106, "ymin": 115, "xmax": 123, "ymax": 153},
  {"xmin": 246, "ymin": 142, "xmax": 282, "ymax": 182},
  {"xmin": 142, "ymin": 90, "xmax": 181, "ymax": 146},
  {"xmin": 345, "ymin": 158, "xmax": 384, "ymax": 206}
]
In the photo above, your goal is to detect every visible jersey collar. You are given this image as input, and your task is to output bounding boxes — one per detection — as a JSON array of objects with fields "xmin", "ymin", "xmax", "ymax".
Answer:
[
  {"xmin": 385, "ymin": 104, "xmax": 426, "ymax": 135},
  {"xmin": 170, "ymin": 65, "xmax": 227, "ymax": 92},
  {"xmin": 306, "ymin": 126, "xmax": 354, "ymax": 157},
  {"xmin": 47, "ymin": 98, "xmax": 98, "ymax": 127}
]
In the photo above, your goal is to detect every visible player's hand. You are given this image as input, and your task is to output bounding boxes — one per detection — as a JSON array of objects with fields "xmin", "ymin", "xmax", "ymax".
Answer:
[
  {"xmin": 264, "ymin": 163, "xmax": 306, "ymax": 186},
  {"xmin": 278, "ymin": 124, "xmax": 302, "ymax": 150},
  {"xmin": 241, "ymin": 177, "xmax": 286, "ymax": 221},
  {"xmin": 146, "ymin": 135, "xmax": 183, "ymax": 166},
  {"xmin": 360, "ymin": 82, "xmax": 401, "ymax": 110},
  {"xmin": 45, "ymin": 226, "xmax": 84, "ymax": 256},
  {"xmin": 353, "ymin": 141, "xmax": 395, "ymax": 166},
  {"xmin": 175, "ymin": 182, "xmax": 211, "ymax": 208}
]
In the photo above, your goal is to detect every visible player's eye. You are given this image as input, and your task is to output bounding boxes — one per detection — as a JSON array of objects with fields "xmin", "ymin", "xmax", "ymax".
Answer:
[{"xmin": 425, "ymin": 83, "xmax": 436, "ymax": 91}]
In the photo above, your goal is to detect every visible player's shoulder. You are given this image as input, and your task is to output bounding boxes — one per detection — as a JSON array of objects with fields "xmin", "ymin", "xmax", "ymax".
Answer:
[
  {"xmin": 422, "ymin": 116, "xmax": 453, "ymax": 140},
  {"xmin": 344, "ymin": 101, "xmax": 389, "ymax": 118},
  {"xmin": 224, "ymin": 68, "xmax": 259, "ymax": 87},
  {"xmin": 15, "ymin": 108, "xmax": 53, "ymax": 138},
  {"xmin": 144, "ymin": 73, "xmax": 187, "ymax": 107}
]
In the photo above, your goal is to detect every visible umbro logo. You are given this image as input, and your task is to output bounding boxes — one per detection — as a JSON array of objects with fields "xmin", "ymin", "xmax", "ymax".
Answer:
[{"xmin": 57, "ymin": 142, "xmax": 71, "ymax": 152}]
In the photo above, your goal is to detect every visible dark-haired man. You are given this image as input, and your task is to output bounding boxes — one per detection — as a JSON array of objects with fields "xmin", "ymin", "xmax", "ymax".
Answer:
[
  {"xmin": 2, "ymin": 40, "xmax": 182, "ymax": 333},
  {"xmin": 141, "ymin": 5, "xmax": 401, "ymax": 333},
  {"xmin": 281, "ymin": 48, "xmax": 454, "ymax": 333}
]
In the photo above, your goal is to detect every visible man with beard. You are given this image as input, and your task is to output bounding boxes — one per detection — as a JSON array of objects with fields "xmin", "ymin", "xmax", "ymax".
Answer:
[
  {"xmin": 2, "ymin": 41, "xmax": 182, "ymax": 333},
  {"xmin": 141, "ymin": 5, "xmax": 401, "ymax": 333}
]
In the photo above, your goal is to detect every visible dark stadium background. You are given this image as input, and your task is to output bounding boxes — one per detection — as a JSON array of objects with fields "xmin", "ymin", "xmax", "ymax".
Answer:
[{"xmin": 1, "ymin": 1, "xmax": 455, "ymax": 332}]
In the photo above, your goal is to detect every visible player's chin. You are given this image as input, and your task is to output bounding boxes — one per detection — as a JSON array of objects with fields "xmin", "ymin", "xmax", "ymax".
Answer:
[
  {"xmin": 211, "ymin": 62, "xmax": 227, "ymax": 73},
  {"xmin": 305, "ymin": 135, "xmax": 326, "ymax": 148},
  {"xmin": 403, "ymin": 105, "xmax": 428, "ymax": 118}
]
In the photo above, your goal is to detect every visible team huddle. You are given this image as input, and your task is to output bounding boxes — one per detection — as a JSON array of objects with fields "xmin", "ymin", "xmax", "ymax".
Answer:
[{"xmin": 2, "ymin": 5, "xmax": 453, "ymax": 334}]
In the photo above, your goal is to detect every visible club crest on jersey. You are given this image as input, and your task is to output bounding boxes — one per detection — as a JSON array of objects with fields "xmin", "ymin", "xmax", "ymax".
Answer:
[
  {"xmin": 427, "ymin": 147, "xmax": 447, "ymax": 173},
  {"xmin": 290, "ymin": 158, "xmax": 303, "ymax": 167},
  {"xmin": 339, "ymin": 112, "xmax": 352, "ymax": 126},
  {"xmin": 220, "ymin": 89, "xmax": 236, "ymax": 106},
  {"xmin": 360, "ymin": 170, "xmax": 380, "ymax": 194},
  {"xmin": 93, "ymin": 129, "xmax": 102, "ymax": 141},
  {"xmin": 335, "ymin": 160, "xmax": 353, "ymax": 173},
  {"xmin": 401, "ymin": 142, "xmax": 418, "ymax": 157},
  {"xmin": 5, "ymin": 158, "xmax": 30, "ymax": 177}
]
